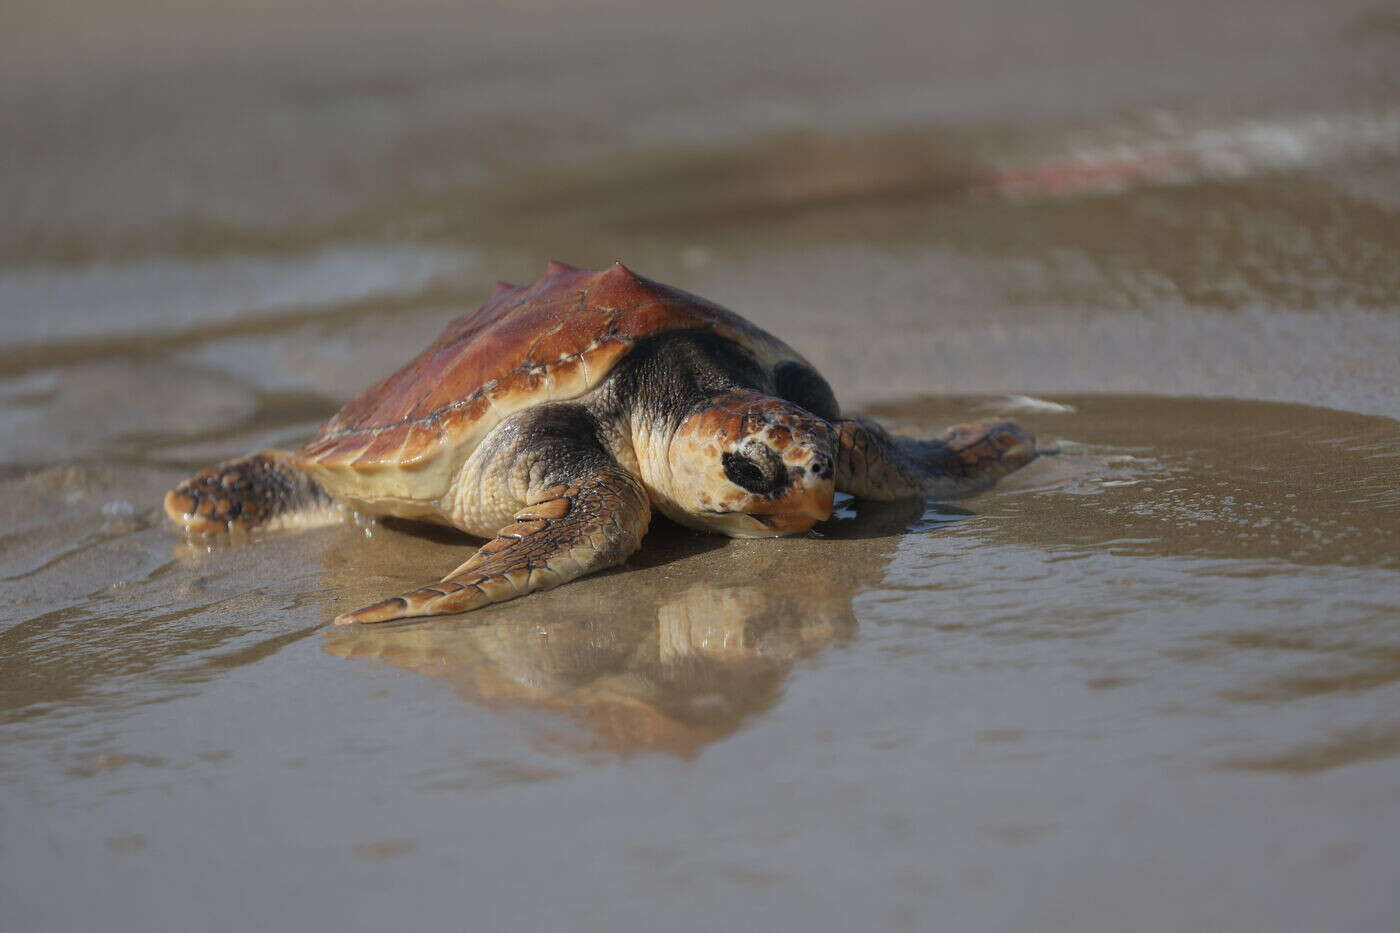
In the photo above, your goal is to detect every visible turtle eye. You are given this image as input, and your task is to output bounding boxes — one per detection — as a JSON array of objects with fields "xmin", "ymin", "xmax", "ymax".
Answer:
[{"xmin": 722, "ymin": 450, "xmax": 785, "ymax": 495}]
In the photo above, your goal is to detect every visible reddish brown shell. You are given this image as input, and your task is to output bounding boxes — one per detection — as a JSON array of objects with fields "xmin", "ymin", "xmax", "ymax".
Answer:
[{"xmin": 293, "ymin": 261, "xmax": 807, "ymax": 507}]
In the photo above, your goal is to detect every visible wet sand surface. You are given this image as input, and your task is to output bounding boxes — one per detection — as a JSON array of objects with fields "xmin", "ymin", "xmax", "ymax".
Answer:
[{"xmin": 3, "ymin": 2, "xmax": 1400, "ymax": 930}]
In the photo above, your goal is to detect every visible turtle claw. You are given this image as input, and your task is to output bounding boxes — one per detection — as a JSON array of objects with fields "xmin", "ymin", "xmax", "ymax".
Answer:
[
  {"xmin": 334, "ymin": 581, "xmax": 495, "ymax": 625},
  {"xmin": 334, "ymin": 598, "xmax": 411, "ymax": 625}
]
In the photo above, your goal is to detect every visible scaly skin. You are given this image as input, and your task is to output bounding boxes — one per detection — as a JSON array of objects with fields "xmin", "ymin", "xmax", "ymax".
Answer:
[
  {"xmin": 163, "ymin": 450, "xmax": 339, "ymax": 535},
  {"xmin": 835, "ymin": 417, "xmax": 1037, "ymax": 501},
  {"xmin": 164, "ymin": 411, "xmax": 1039, "ymax": 624},
  {"xmin": 335, "ymin": 471, "xmax": 650, "ymax": 624}
]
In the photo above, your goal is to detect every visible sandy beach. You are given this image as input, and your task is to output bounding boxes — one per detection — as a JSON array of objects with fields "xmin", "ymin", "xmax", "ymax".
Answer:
[{"xmin": 2, "ymin": 2, "xmax": 1398, "ymax": 930}]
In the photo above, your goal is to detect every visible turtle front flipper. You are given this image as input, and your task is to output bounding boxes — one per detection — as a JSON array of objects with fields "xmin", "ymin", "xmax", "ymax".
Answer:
[
  {"xmin": 336, "ymin": 469, "xmax": 650, "ymax": 625},
  {"xmin": 164, "ymin": 450, "xmax": 340, "ymax": 535},
  {"xmin": 835, "ymin": 417, "xmax": 1038, "ymax": 501}
]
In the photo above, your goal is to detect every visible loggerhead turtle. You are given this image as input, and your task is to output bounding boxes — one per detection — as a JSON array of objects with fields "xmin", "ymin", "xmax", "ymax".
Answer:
[{"xmin": 164, "ymin": 261, "xmax": 1039, "ymax": 624}]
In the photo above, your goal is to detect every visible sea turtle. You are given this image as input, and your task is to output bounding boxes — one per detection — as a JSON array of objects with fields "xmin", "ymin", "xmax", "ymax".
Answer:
[{"xmin": 164, "ymin": 261, "xmax": 1039, "ymax": 624}]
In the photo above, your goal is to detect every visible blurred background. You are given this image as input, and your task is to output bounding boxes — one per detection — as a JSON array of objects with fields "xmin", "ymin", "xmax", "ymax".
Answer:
[
  {"xmin": 3, "ymin": 0, "xmax": 1398, "ymax": 419},
  {"xmin": 2, "ymin": 3, "xmax": 1398, "ymax": 932}
]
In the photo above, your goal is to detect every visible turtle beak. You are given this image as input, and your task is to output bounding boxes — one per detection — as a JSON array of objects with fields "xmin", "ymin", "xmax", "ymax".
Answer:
[
  {"xmin": 750, "ymin": 510, "xmax": 825, "ymax": 534},
  {"xmin": 747, "ymin": 479, "xmax": 835, "ymax": 535}
]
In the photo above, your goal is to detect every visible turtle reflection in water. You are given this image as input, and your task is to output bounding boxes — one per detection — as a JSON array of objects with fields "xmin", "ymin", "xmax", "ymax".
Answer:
[
  {"xmin": 323, "ymin": 499, "xmax": 927, "ymax": 755},
  {"xmin": 165, "ymin": 262, "xmax": 1040, "ymax": 624}
]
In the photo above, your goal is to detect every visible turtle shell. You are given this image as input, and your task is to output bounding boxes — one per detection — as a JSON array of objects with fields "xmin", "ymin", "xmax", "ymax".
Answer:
[{"xmin": 294, "ymin": 261, "xmax": 808, "ymax": 509}]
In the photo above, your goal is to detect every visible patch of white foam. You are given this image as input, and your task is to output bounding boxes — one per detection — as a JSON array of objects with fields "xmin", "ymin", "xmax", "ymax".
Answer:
[
  {"xmin": 995, "ymin": 106, "xmax": 1400, "ymax": 196},
  {"xmin": 990, "ymin": 395, "xmax": 1079, "ymax": 414},
  {"xmin": 1184, "ymin": 109, "xmax": 1400, "ymax": 178}
]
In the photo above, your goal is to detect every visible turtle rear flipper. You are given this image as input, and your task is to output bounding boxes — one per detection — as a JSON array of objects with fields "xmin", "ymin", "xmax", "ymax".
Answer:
[{"xmin": 164, "ymin": 450, "xmax": 341, "ymax": 535}]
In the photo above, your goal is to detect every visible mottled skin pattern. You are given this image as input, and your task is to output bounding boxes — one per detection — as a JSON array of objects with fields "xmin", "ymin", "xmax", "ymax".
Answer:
[
  {"xmin": 835, "ymin": 417, "xmax": 1034, "ymax": 501},
  {"xmin": 164, "ymin": 262, "xmax": 1040, "ymax": 624},
  {"xmin": 164, "ymin": 450, "xmax": 340, "ymax": 535}
]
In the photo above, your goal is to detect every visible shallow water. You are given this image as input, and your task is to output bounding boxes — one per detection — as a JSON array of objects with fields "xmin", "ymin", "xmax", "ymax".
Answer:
[
  {"xmin": 2, "ymin": 393, "xmax": 1397, "ymax": 931},
  {"xmin": 3, "ymin": 0, "xmax": 1400, "ymax": 930}
]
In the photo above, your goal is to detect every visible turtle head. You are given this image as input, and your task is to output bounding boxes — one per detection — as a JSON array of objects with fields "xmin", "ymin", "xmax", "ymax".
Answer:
[{"xmin": 659, "ymin": 391, "xmax": 836, "ymax": 538}]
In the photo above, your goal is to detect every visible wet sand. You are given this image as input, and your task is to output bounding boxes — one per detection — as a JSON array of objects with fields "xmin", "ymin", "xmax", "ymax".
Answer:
[
  {"xmin": 3, "ymin": 395, "xmax": 1397, "ymax": 932},
  {"xmin": 3, "ymin": 1, "xmax": 1399, "ymax": 931}
]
